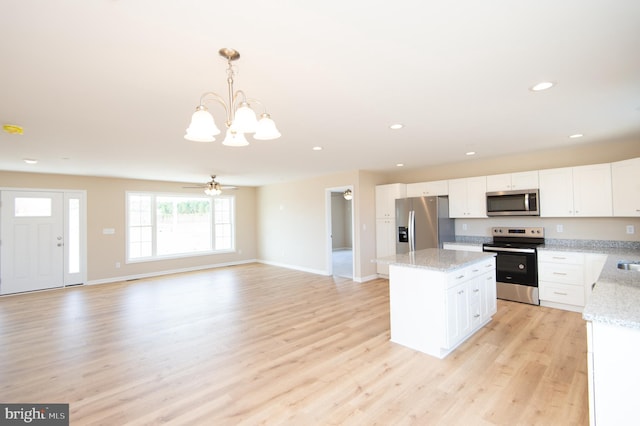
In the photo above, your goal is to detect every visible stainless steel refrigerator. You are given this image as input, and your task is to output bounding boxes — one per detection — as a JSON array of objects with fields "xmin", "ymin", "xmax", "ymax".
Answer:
[{"xmin": 395, "ymin": 196, "xmax": 455, "ymax": 254}]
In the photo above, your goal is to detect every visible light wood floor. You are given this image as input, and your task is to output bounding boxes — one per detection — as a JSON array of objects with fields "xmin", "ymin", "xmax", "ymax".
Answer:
[{"xmin": 0, "ymin": 263, "xmax": 588, "ymax": 425}]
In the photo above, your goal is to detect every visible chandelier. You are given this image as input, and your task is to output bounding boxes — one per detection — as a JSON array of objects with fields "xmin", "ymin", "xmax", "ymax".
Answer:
[{"xmin": 184, "ymin": 48, "xmax": 281, "ymax": 146}]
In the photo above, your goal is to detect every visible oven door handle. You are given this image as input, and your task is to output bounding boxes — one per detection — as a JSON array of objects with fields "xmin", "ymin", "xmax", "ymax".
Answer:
[{"xmin": 483, "ymin": 246, "xmax": 536, "ymax": 254}]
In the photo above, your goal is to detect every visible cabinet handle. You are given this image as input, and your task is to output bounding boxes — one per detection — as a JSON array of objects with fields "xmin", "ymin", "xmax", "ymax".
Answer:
[
  {"xmin": 552, "ymin": 257, "xmax": 567, "ymax": 260},
  {"xmin": 458, "ymin": 290, "xmax": 465, "ymax": 295},
  {"xmin": 553, "ymin": 272, "xmax": 567, "ymax": 276},
  {"xmin": 474, "ymin": 314, "xmax": 481, "ymax": 318},
  {"xmin": 473, "ymin": 288, "xmax": 480, "ymax": 292},
  {"xmin": 472, "ymin": 269, "xmax": 479, "ymax": 273},
  {"xmin": 456, "ymin": 275, "xmax": 465, "ymax": 280},
  {"xmin": 553, "ymin": 291, "xmax": 568, "ymax": 296}
]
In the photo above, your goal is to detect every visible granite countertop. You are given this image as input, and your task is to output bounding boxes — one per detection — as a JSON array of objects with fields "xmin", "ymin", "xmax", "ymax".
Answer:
[
  {"xmin": 537, "ymin": 240, "xmax": 640, "ymax": 329},
  {"xmin": 375, "ymin": 248, "xmax": 495, "ymax": 272}
]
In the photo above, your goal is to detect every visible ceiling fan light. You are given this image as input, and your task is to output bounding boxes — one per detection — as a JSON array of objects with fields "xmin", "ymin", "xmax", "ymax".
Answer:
[
  {"xmin": 185, "ymin": 107, "xmax": 220, "ymax": 142},
  {"xmin": 343, "ymin": 189, "xmax": 353, "ymax": 200},
  {"xmin": 222, "ymin": 128, "xmax": 250, "ymax": 147},
  {"xmin": 233, "ymin": 103, "xmax": 258, "ymax": 133},
  {"xmin": 254, "ymin": 113, "xmax": 281, "ymax": 140}
]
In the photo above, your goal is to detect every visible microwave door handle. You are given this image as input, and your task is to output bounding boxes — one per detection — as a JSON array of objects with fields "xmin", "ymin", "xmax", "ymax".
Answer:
[{"xmin": 524, "ymin": 193, "xmax": 529, "ymax": 211}]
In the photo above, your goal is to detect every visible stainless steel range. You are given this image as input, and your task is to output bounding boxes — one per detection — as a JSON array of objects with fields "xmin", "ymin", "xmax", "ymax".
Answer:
[{"xmin": 482, "ymin": 227, "xmax": 545, "ymax": 305}]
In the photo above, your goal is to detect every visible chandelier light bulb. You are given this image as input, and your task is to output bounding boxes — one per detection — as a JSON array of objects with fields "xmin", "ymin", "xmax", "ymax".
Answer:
[
  {"xmin": 222, "ymin": 128, "xmax": 249, "ymax": 147},
  {"xmin": 185, "ymin": 107, "xmax": 220, "ymax": 142},
  {"xmin": 254, "ymin": 113, "xmax": 281, "ymax": 140},
  {"xmin": 233, "ymin": 103, "xmax": 258, "ymax": 133}
]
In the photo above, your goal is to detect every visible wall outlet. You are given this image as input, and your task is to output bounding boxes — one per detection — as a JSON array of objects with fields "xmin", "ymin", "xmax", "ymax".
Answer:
[
  {"xmin": 115, "ymin": 262, "xmax": 121, "ymax": 268},
  {"xmin": 556, "ymin": 224, "xmax": 563, "ymax": 233},
  {"xmin": 462, "ymin": 223, "xmax": 468, "ymax": 231},
  {"xmin": 627, "ymin": 225, "xmax": 635, "ymax": 235}
]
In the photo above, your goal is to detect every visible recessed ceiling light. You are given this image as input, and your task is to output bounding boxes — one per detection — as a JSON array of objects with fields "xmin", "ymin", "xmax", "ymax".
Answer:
[
  {"xmin": 569, "ymin": 133, "xmax": 584, "ymax": 139},
  {"xmin": 23, "ymin": 158, "xmax": 38, "ymax": 164},
  {"xmin": 530, "ymin": 81, "xmax": 555, "ymax": 92},
  {"xmin": 465, "ymin": 151, "xmax": 476, "ymax": 156},
  {"xmin": 396, "ymin": 163, "xmax": 404, "ymax": 167},
  {"xmin": 389, "ymin": 124, "xmax": 404, "ymax": 130},
  {"xmin": 312, "ymin": 146, "xmax": 323, "ymax": 151}
]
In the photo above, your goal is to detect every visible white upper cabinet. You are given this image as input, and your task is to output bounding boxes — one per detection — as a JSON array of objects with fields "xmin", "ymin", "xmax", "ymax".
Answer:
[
  {"xmin": 375, "ymin": 183, "xmax": 406, "ymax": 218},
  {"xmin": 448, "ymin": 176, "xmax": 487, "ymax": 218},
  {"xmin": 406, "ymin": 180, "xmax": 449, "ymax": 197},
  {"xmin": 486, "ymin": 171, "xmax": 539, "ymax": 192},
  {"xmin": 539, "ymin": 164, "xmax": 612, "ymax": 217},
  {"xmin": 611, "ymin": 157, "xmax": 640, "ymax": 217}
]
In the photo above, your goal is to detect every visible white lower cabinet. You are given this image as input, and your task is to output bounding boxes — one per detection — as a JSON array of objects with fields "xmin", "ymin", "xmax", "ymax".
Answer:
[
  {"xmin": 587, "ymin": 321, "xmax": 640, "ymax": 425},
  {"xmin": 538, "ymin": 250, "xmax": 607, "ymax": 312},
  {"xmin": 389, "ymin": 258, "xmax": 496, "ymax": 358}
]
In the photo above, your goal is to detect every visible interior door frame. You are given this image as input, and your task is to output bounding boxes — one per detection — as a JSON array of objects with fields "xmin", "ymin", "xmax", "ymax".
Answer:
[
  {"xmin": 0, "ymin": 187, "xmax": 87, "ymax": 289},
  {"xmin": 325, "ymin": 185, "xmax": 355, "ymax": 279}
]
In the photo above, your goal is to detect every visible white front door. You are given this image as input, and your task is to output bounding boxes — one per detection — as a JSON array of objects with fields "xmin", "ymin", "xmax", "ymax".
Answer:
[{"xmin": 1, "ymin": 191, "xmax": 64, "ymax": 294}]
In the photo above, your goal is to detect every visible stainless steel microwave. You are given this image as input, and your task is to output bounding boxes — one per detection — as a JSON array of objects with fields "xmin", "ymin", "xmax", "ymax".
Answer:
[{"xmin": 486, "ymin": 189, "xmax": 539, "ymax": 216}]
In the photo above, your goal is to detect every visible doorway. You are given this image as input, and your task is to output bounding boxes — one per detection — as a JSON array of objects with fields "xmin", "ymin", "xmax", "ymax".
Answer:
[
  {"xmin": 327, "ymin": 187, "xmax": 354, "ymax": 279},
  {"xmin": 0, "ymin": 190, "xmax": 87, "ymax": 295}
]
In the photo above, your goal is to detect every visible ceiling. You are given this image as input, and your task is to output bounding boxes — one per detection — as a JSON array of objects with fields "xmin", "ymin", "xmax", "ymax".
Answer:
[{"xmin": 1, "ymin": 1, "xmax": 639, "ymax": 187}]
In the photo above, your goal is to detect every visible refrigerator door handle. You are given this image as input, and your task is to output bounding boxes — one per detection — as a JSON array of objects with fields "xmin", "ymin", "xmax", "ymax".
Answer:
[{"xmin": 408, "ymin": 210, "xmax": 415, "ymax": 252}]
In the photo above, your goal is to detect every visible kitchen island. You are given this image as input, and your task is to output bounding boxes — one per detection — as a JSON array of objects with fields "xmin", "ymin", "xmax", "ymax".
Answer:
[{"xmin": 377, "ymin": 248, "xmax": 496, "ymax": 359}]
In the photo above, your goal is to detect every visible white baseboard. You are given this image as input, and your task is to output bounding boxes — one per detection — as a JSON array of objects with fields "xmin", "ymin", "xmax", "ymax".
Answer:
[
  {"xmin": 86, "ymin": 259, "xmax": 257, "ymax": 285},
  {"xmin": 256, "ymin": 259, "xmax": 328, "ymax": 276}
]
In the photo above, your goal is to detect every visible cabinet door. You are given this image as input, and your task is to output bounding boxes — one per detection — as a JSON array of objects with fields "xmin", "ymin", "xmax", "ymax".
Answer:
[
  {"xmin": 376, "ymin": 218, "xmax": 395, "ymax": 274},
  {"xmin": 466, "ymin": 176, "xmax": 488, "ymax": 217},
  {"xmin": 573, "ymin": 163, "xmax": 612, "ymax": 217},
  {"xmin": 375, "ymin": 184, "xmax": 406, "ymax": 218},
  {"xmin": 447, "ymin": 178, "xmax": 468, "ymax": 218},
  {"xmin": 539, "ymin": 167, "xmax": 574, "ymax": 217},
  {"xmin": 511, "ymin": 171, "xmax": 539, "ymax": 190},
  {"xmin": 481, "ymin": 270, "xmax": 497, "ymax": 317},
  {"xmin": 446, "ymin": 282, "xmax": 471, "ymax": 348},
  {"xmin": 406, "ymin": 181, "xmax": 448, "ymax": 197},
  {"xmin": 486, "ymin": 173, "xmax": 512, "ymax": 192},
  {"xmin": 612, "ymin": 157, "xmax": 640, "ymax": 217}
]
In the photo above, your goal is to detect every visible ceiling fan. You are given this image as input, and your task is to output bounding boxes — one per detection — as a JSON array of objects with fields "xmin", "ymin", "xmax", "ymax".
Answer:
[{"xmin": 183, "ymin": 175, "xmax": 237, "ymax": 196}]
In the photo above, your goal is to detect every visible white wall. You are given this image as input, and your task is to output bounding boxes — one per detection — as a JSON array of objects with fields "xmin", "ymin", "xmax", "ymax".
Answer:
[{"xmin": 256, "ymin": 170, "xmax": 384, "ymax": 282}]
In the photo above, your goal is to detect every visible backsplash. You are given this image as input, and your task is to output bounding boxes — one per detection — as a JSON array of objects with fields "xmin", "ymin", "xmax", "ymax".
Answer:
[{"xmin": 454, "ymin": 217, "xmax": 640, "ymax": 242}]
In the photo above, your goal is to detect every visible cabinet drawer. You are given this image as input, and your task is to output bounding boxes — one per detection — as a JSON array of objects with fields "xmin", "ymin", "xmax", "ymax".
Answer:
[
  {"xmin": 539, "ymin": 281, "xmax": 585, "ymax": 306},
  {"xmin": 447, "ymin": 266, "xmax": 473, "ymax": 287},
  {"xmin": 538, "ymin": 251, "xmax": 584, "ymax": 264},
  {"xmin": 539, "ymin": 262, "xmax": 584, "ymax": 285}
]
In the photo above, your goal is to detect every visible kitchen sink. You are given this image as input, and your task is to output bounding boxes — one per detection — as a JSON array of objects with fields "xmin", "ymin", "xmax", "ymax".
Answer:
[{"xmin": 617, "ymin": 261, "xmax": 640, "ymax": 271}]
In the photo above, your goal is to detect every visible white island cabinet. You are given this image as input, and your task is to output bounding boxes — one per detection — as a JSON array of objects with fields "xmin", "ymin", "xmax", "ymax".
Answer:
[{"xmin": 383, "ymin": 249, "xmax": 496, "ymax": 359}]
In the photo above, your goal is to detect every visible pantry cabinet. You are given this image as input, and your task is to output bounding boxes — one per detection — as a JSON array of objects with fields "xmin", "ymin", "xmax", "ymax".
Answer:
[{"xmin": 375, "ymin": 184, "xmax": 406, "ymax": 275}]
